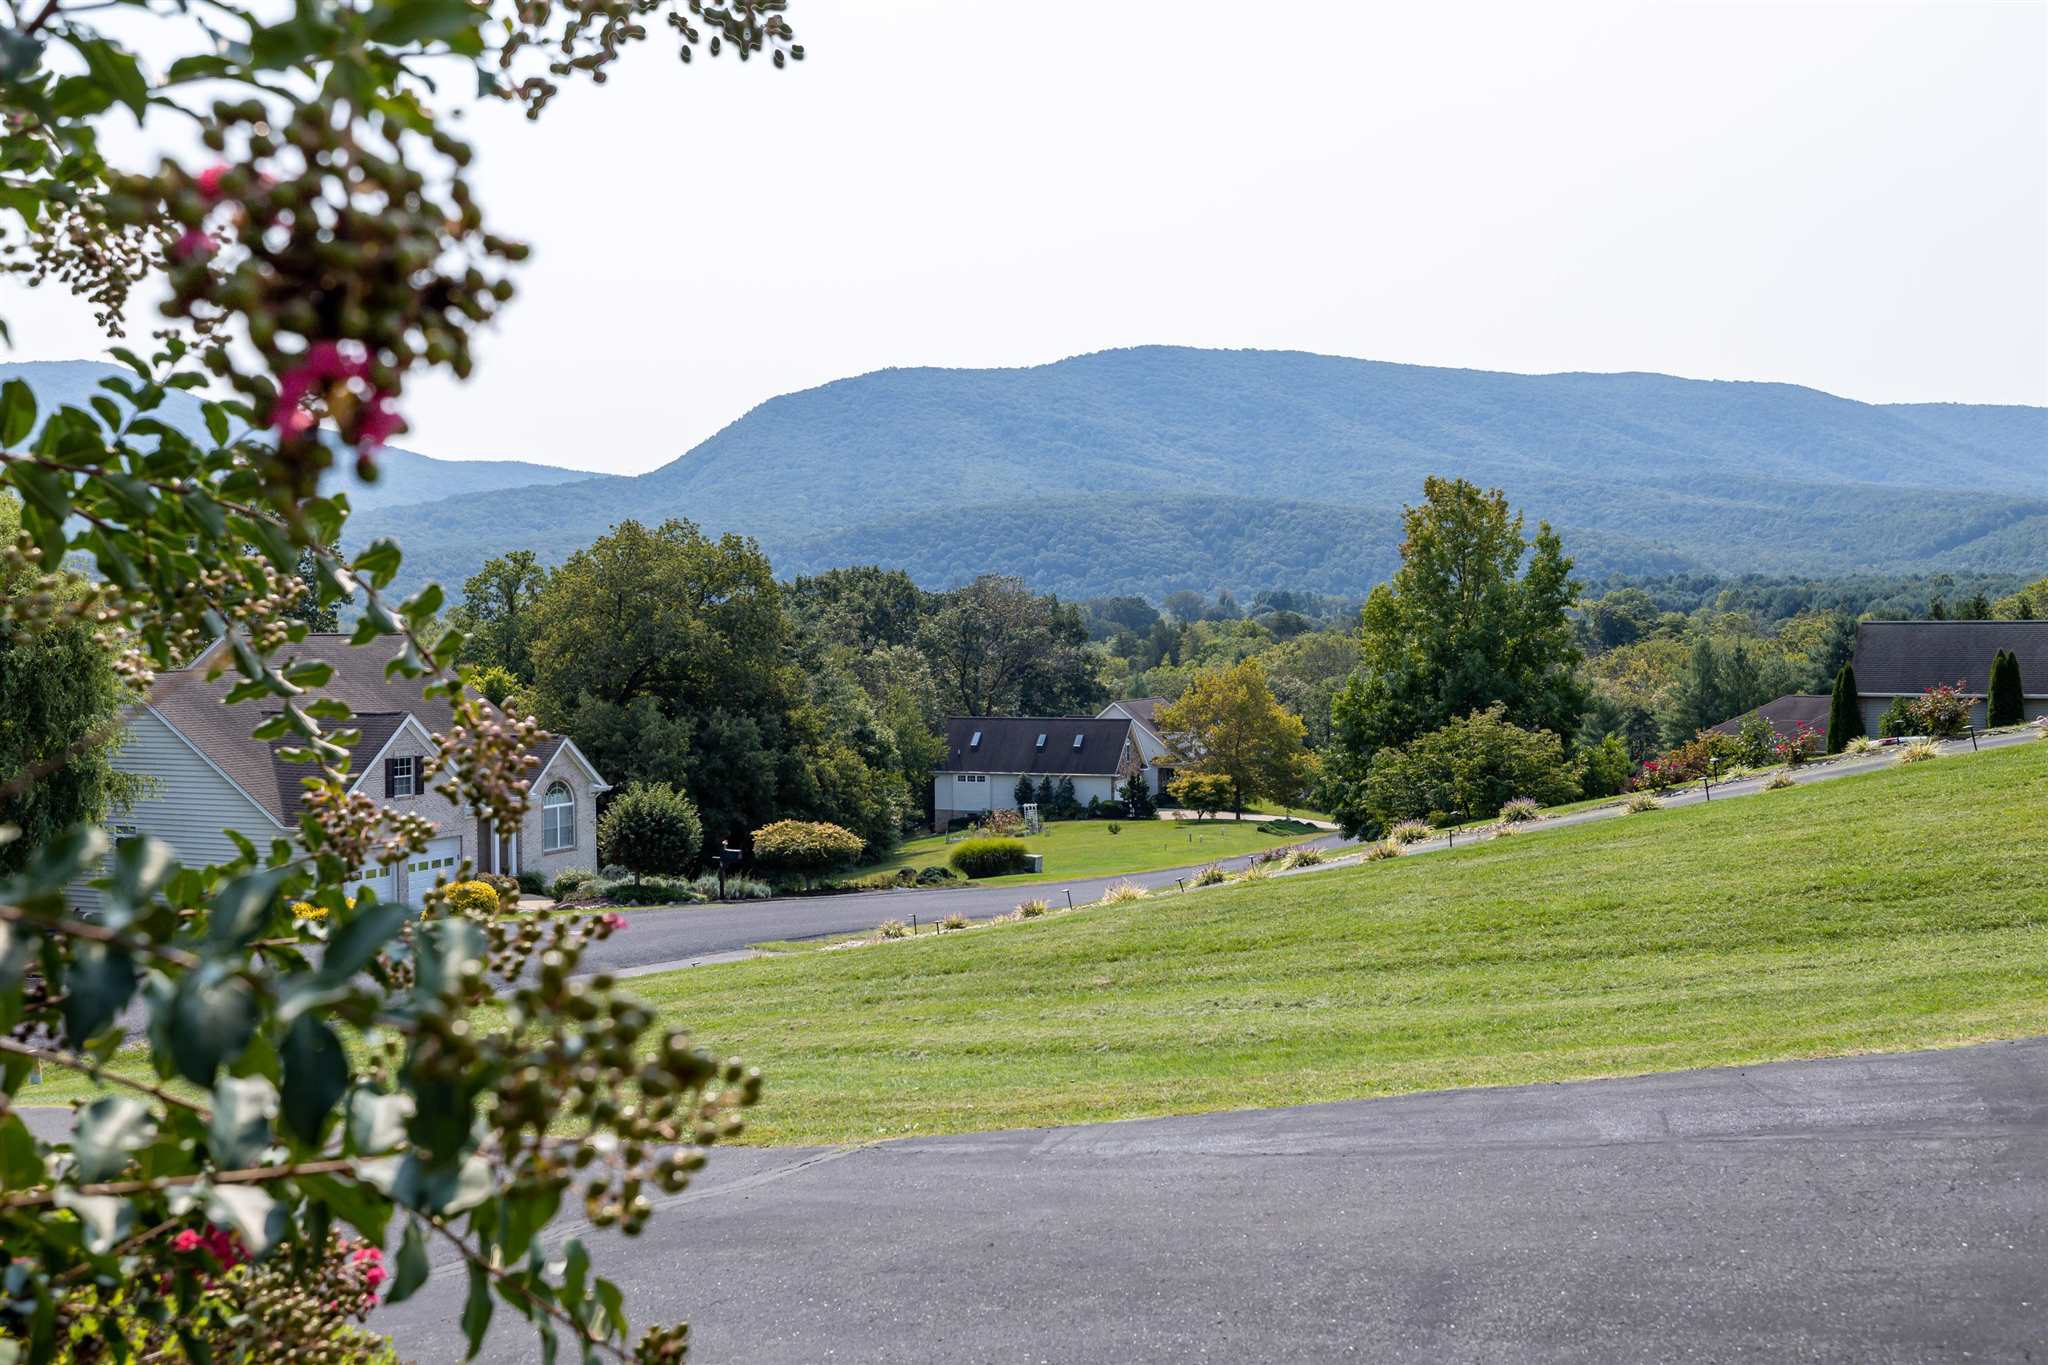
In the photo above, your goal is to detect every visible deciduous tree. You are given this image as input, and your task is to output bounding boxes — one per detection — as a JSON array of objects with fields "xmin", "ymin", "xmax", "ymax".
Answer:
[{"xmin": 1155, "ymin": 659, "xmax": 1309, "ymax": 815}]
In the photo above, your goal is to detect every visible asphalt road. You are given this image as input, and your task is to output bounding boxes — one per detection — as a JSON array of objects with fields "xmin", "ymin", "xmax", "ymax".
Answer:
[
  {"xmin": 578, "ymin": 728, "xmax": 2042, "ymax": 978},
  {"xmin": 377, "ymin": 1037, "xmax": 2048, "ymax": 1363}
]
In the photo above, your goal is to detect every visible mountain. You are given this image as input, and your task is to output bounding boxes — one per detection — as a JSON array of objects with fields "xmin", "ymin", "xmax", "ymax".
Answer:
[
  {"xmin": 350, "ymin": 346, "xmax": 2047, "ymax": 600},
  {"xmin": 0, "ymin": 360, "xmax": 598, "ymax": 514}
]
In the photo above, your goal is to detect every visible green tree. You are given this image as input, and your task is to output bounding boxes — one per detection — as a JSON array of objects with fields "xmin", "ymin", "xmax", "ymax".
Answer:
[
  {"xmin": 1155, "ymin": 659, "xmax": 1309, "ymax": 815},
  {"xmin": 0, "ymin": 496, "xmax": 145, "ymax": 875},
  {"xmin": 1167, "ymin": 771, "xmax": 1233, "ymax": 820},
  {"xmin": 597, "ymin": 782, "xmax": 704, "ymax": 883},
  {"xmin": 1349, "ymin": 704, "xmax": 1582, "ymax": 838},
  {"xmin": 1987, "ymin": 650, "xmax": 2024, "ymax": 727},
  {"xmin": 1578, "ymin": 733, "xmax": 1633, "ymax": 799},
  {"xmin": 0, "ymin": 3, "xmax": 800, "ymax": 1356},
  {"xmin": 1826, "ymin": 663, "xmax": 1864, "ymax": 752},
  {"xmin": 785, "ymin": 565, "xmax": 930, "ymax": 650},
  {"xmin": 450, "ymin": 550, "xmax": 550, "ymax": 681},
  {"xmin": 1120, "ymin": 775, "xmax": 1158, "ymax": 820},
  {"xmin": 920, "ymin": 575, "xmax": 1106, "ymax": 717},
  {"xmin": 1327, "ymin": 478, "xmax": 1585, "ymax": 795}
]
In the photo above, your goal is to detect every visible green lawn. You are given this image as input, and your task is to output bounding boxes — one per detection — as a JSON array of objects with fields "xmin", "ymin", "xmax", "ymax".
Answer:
[
  {"xmin": 631, "ymin": 739, "xmax": 2048, "ymax": 1143},
  {"xmin": 860, "ymin": 818, "xmax": 1319, "ymax": 886},
  {"xmin": 23, "ymin": 743, "xmax": 2047, "ymax": 1147}
]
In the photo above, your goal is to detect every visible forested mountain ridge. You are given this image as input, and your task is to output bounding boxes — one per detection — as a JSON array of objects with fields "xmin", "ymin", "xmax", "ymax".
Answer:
[
  {"xmin": 352, "ymin": 346, "xmax": 2047, "ymax": 597},
  {"xmin": 0, "ymin": 360, "xmax": 599, "ymax": 514}
]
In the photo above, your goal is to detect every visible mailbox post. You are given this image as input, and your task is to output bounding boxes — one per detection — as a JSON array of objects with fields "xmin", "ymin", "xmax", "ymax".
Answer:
[{"xmin": 718, "ymin": 844, "xmax": 743, "ymax": 900}]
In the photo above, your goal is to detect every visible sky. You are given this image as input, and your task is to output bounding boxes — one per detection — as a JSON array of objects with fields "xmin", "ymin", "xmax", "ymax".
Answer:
[{"xmin": 5, "ymin": 0, "xmax": 2044, "ymax": 474}]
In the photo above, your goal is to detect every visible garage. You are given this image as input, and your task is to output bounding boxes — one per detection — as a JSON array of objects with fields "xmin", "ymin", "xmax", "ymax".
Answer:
[
  {"xmin": 345, "ymin": 859, "xmax": 395, "ymax": 902},
  {"xmin": 401, "ymin": 835, "xmax": 463, "ymax": 902}
]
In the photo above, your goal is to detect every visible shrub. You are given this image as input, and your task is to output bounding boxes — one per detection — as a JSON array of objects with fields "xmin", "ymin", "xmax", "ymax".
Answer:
[
  {"xmin": 1774, "ymin": 720, "xmax": 1822, "ymax": 767},
  {"xmin": 1827, "ymin": 662, "xmax": 1864, "ymax": 752},
  {"xmin": 1121, "ymin": 775, "xmax": 1158, "ymax": 820},
  {"xmin": 516, "ymin": 869, "xmax": 548, "ymax": 896},
  {"xmin": 1622, "ymin": 791, "xmax": 1664, "ymax": 814},
  {"xmin": 949, "ymin": 837, "xmax": 1032, "ymax": 878},
  {"xmin": 1386, "ymin": 819, "xmax": 1433, "ymax": 845},
  {"xmin": 477, "ymin": 872, "xmax": 521, "ymax": 904},
  {"xmin": 940, "ymin": 912, "xmax": 970, "ymax": 931},
  {"xmin": 914, "ymin": 864, "xmax": 962, "ymax": 886},
  {"xmin": 1987, "ymin": 650, "xmax": 2025, "ymax": 727},
  {"xmin": 753, "ymin": 820, "xmax": 867, "ymax": 887},
  {"xmin": 597, "ymin": 781, "xmax": 705, "ymax": 881},
  {"xmin": 1729, "ymin": 711, "xmax": 1778, "ymax": 769},
  {"xmin": 1167, "ymin": 771, "xmax": 1234, "ymax": 819},
  {"xmin": 1578, "ymin": 733, "xmax": 1633, "ymax": 799},
  {"xmin": 1192, "ymin": 864, "xmax": 1229, "ymax": 886},
  {"xmin": 1843, "ymin": 736, "xmax": 1882, "ymax": 755},
  {"xmin": 1233, "ymin": 864, "xmax": 1270, "ymax": 882},
  {"xmin": 877, "ymin": 918, "xmax": 910, "ymax": 940},
  {"xmin": 1877, "ymin": 695, "xmax": 1916, "ymax": 738},
  {"xmin": 1490, "ymin": 820, "xmax": 1519, "ymax": 836},
  {"xmin": 550, "ymin": 867, "xmax": 600, "ymax": 902},
  {"xmin": 1907, "ymin": 681, "xmax": 1972, "ymax": 739},
  {"xmin": 1351, "ymin": 704, "xmax": 1580, "ymax": 835},
  {"xmin": 1016, "ymin": 897, "xmax": 1050, "ymax": 918},
  {"xmin": 1764, "ymin": 771, "xmax": 1797, "ymax": 790},
  {"xmin": 443, "ymin": 879, "xmax": 501, "ymax": 915},
  {"xmin": 1283, "ymin": 846, "xmax": 1326, "ymax": 868},
  {"xmin": 1257, "ymin": 818, "xmax": 1317, "ymax": 834},
  {"xmin": 1362, "ymin": 839, "xmax": 1400, "ymax": 861},
  {"xmin": 1897, "ymin": 739, "xmax": 1940, "ymax": 764},
  {"xmin": 1100, "ymin": 880, "xmax": 1149, "ymax": 904},
  {"xmin": 979, "ymin": 809, "xmax": 1027, "ymax": 838},
  {"xmin": 1105, "ymin": 822, "xmax": 1121, "ymax": 836},
  {"xmin": 687, "ymin": 873, "xmax": 774, "ymax": 901},
  {"xmin": 595, "ymin": 876, "xmax": 702, "ymax": 906},
  {"xmin": 1498, "ymin": 797, "xmax": 1542, "ymax": 824}
]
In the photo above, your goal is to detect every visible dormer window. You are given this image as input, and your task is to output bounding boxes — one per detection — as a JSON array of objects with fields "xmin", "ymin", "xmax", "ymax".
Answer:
[
  {"xmin": 1035, "ymin": 733, "xmax": 1047, "ymax": 749},
  {"xmin": 969, "ymin": 730, "xmax": 982, "ymax": 750}
]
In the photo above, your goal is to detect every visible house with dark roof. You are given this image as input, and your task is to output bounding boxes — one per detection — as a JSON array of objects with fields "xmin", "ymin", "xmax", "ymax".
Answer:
[
  {"xmin": 1708, "ymin": 694, "xmax": 1831, "ymax": 742},
  {"xmin": 84, "ymin": 634, "xmax": 608, "ymax": 908},
  {"xmin": 1096, "ymin": 698, "xmax": 1178, "ymax": 792},
  {"xmin": 1850, "ymin": 620, "xmax": 2048, "ymax": 733},
  {"xmin": 933, "ymin": 716, "xmax": 1149, "ymax": 832}
]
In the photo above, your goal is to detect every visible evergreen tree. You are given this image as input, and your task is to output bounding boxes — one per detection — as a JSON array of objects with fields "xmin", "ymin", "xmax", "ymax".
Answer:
[
  {"xmin": 1120, "ymin": 775, "xmax": 1158, "ymax": 820},
  {"xmin": 1826, "ymin": 662, "xmax": 1864, "ymax": 753},
  {"xmin": 1014, "ymin": 775, "xmax": 1035, "ymax": 809},
  {"xmin": 1987, "ymin": 649, "xmax": 2024, "ymax": 727},
  {"xmin": 1035, "ymin": 775, "xmax": 1055, "ymax": 808}
]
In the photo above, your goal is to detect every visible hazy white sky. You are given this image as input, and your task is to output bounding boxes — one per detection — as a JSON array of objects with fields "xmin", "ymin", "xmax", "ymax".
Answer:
[{"xmin": 7, "ymin": 0, "xmax": 2045, "ymax": 473}]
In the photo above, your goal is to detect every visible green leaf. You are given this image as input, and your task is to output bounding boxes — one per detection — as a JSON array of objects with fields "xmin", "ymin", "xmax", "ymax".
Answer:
[
  {"xmin": 299, "ymin": 1170, "xmax": 391, "ymax": 1244},
  {"xmin": 102, "ymin": 835, "xmax": 176, "ymax": 931},
  {"xmin": 68, "ymin": 35, "xmax": 148, "ymax": 118},
  {"xmin": 201, "ymin": 402, "xmax": 232, "ymax": 447},
  {"xmin": 0, "ymin": 1113, "xmax": 43, "ymax": 1191},
  {"xmin": 207, "ymin": 1075, "xmax": 277, "ymax": 1169},
  {"xmin": 461, "ymin": 1260, "xmax": 494, "ymax": 1359},
  {"xmin": 399, "ymin": 583, "xmax": 443, "ymax": 626},
  {"xmin": 169, "ymin": 967, "xmax": 258, "ymax": 1088},
  {"xmin": 345, "ymin": 1088, "xmax": 411, "ymax": 1155},
  {"xmin": 73, "ymin": 1096, "xmax": 156, "ymax": 1183},
  {"xmin": 0, "ymin": 27, "xmax": 42, "ymax": 81},
  {"xmin": 414, "ymin": 916, "xmax": 486, "ymax": 998},
  {"xmin": 208, "ymin": 867, "xmax": 289, "ymax": 951},
  {"xmin": 62, "ymin": 943, "xmax": 136, "ymax": 1044},
  {"xmin": 206, "ymin": 1184, "xmax": 286, "ymax": 1257},
  {"xmin": 280, "ymin": 1015, "xmax": 348, "ymax": 1145},
  {"xmin": 56, "ymin": 1188, "xmax": 134, "ymax": 1254},
  {"xmin": 0, "ymin": 378, "xmax": 36, "ymax": 445},
  {"xmin": 351, "ymin": 538, "xmax": 403, "ymax": 589},
  {"xmin": 319, "ymin": 898, "xmax": 411, "ymax": 986},
  {"xmin": 165, "ymin": 53, "xmax": 232, "ymax": 83},
  {"xmin": 369, "ymin": 0, "xmax": 482, "ymax": 46},
  {"xmin": 386, "ymin": 1219, "xmax": 431, "ymax": 1304}
]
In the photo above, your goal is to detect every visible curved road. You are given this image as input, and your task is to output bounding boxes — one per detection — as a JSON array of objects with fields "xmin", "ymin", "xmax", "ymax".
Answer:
[{"xmin": 580, "ymin": 728, "xmax": 2040, "ymax": 978}]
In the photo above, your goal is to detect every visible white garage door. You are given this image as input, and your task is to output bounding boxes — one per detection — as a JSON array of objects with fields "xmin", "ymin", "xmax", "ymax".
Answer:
[
  {"xmin": 345, "ymin": 860, "xmax": 395, "ymax": 901},
  {"xmin": 406, "ymin": 836, "xmax": 463, "ymax": 887}
]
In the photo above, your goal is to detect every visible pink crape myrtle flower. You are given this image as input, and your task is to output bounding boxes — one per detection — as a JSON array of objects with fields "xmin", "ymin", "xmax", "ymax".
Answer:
[
  {"xmin": 602, "ymin": 911, "xmax": 629, "ymax": 933},
  {"xmin": 172, "ymin": 228, "xmax": 216, "ymax": 261},
  {"xmin": 269, "ymin": 339, "xmax": 404, "ymax": 448},
  {"xmin": 171, "ymin": 1229, "xmax": 202, "ymax": 1253},
  {"xmin": 195, "ymin": 163, "xmax": 230, "ymax": 200}
]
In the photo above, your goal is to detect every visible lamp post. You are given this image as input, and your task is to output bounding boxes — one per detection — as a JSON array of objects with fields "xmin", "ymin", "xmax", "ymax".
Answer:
[
  {"xmin": 1445, "ymin": 810, "xmax": 1464, "ymax": 849},
  {"xmin": 1704, "ymin": 757, "xmax": 1718, "ymax": 802}
]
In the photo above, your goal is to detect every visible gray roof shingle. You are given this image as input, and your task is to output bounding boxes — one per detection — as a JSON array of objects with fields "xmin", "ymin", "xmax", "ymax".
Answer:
[
  {"xmin": 1708, "ymin": 694, "xmax": 1830, "ymax": 739},
  {"xmin": 1851, "ymin": 621, "xmax": 2048, "ymax": 697},
  {"xmin": 937, "ymin": 717, "xmax": 1138, "ymax": 777}
]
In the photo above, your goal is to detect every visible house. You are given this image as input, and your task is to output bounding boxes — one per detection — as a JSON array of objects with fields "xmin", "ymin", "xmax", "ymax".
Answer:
[
  {"xmin": 1095, "ymin": 697, "xmax": 1178, "ymax": 794},
  {"xmin": 1850, "ymin": 620, "xmax": 2048, "ymax": 733},
  {"xmin": 932, "ymin": 716, "xmax": 1148, "ymax": 831},
  {"xmin": 83, "ymin": 634, "xmax": 608, "ymax": 907},
  {"xmin": 1708, "ymin": 694, "xmax": 1830, "ymax": 741}
]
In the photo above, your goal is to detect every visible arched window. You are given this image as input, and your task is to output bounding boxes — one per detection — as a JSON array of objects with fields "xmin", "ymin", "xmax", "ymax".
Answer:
[{"xmin": 543, "ymin": 782, "xmax": 574, "ymax": 851}]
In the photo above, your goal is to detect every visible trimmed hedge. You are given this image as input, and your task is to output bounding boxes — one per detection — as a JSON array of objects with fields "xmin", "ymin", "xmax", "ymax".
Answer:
[{"xmin": 949, "ymin": 837, "xmax": 1031, "ymax": 878}]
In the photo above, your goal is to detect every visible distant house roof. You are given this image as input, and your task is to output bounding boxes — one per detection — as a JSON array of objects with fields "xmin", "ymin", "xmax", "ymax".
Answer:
[
  {"xmin": 1708, "ymin": 694, "xmax": 1830, "ymax": 740},
  {"xmin": 936, "ymin": 717, "xmax": 1139, "ymax": 777},
  {"xmin": 1098, "ymin": 697, "xmax": 1168, "ymax": 744},
  {"xmin": 148, "ymin": 634, "xmax": 586, "ymax": 825},
  {"xmin": 1850, "ymin": 621, "xmax": 2048, "ymax": 697}
]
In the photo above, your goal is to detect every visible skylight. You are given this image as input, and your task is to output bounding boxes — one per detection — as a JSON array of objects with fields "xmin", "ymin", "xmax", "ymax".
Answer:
[
  {"xmin": 1035, "ymin": 733, "xmax": 1047, "ymax": 749},
  {"xmin": 969, "ymin": 730, "xmax": 982, "ymax": 749},
  {"xmin": 1072, "ymin": 733, "xmax": 1084, "ymax": 749}
]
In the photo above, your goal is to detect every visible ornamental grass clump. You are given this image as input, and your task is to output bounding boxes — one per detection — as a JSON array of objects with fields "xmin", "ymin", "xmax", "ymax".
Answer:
[
  {"xmin": 876, "ymin": 918, "xmax": 911, "ymax": 940},
  {"xmin": 1386, "ymin": 819, "xmax": 1433, "ymax": 846},
  {"xmin": 1764, "ymin": 771, "xmax": 1797, "ymax": 790},
  {"xmin": 1283, "ymin": 846, "xmax": 1326, "ymax": 869},
  {"xmin": 1497, "ymin": 796, "xmax": 1542, "ymax": 824},
  {"xmin": 1234, "ymin": 864, "xmax": 1271, "ymax": 883},
  {"xmin": 1362, "ymin": 840, "xmax": 1400, "ymax": 861},
  {"xmin": 1897, "ymin": 739, "xmax": 1941, "ymax": 764},
  {"xmin": 1015, "ymin": 897, "xmax": 1050, "ymax": 918},
  {"xmin": 940, "ymin": 912, "xmax": 970, "ymax": 931},
  {"xmin": 1101, "ymin": 880, "xmax": 1150, "ymax": 904},
  {"xmin": 1192, "ymin": 864, "xmax": 1228, "ymax": 886},
  {"xmin": 1623, "ymin": 791, "xmax": 1664, "ymax": 814},
  {"xmin": 1843, "ymin": 736, "xmax": 1882, "ymax": 756}
]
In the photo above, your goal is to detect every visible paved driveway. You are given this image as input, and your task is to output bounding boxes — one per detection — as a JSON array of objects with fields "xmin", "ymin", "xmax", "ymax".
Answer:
[{"xmin": 377, "ymin": 1037, "xmax": 2048, "ymax": 1363}]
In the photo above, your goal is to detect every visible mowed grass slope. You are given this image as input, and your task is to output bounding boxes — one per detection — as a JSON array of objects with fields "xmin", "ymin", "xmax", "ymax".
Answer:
[
  {"xmin": 640, "ymin": 741, "xmax": 2047, "ymax": 1144},
  {"xmin": 859, "ymin": 818, "xmax": 1316, "ymax": 886}
]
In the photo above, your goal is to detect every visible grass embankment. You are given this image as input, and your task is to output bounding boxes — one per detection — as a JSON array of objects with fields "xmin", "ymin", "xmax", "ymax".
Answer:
[
  {"xmin": 23, "ymin": 744, "xmax": 2045, "ymax": 1143},
  {"xmin": 646, "ymin": 740, "xmax": 2047, "ymax": 1143},
  {"xmin": 858, "ymin": 818, "xmax": 1316, "ymax": 887}
]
